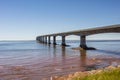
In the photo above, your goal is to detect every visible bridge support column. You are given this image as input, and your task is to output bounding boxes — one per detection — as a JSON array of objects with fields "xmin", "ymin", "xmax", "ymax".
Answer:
[
  {"xmin": 53, "ymin": 36, "xmax": 56, "ymax": 45},
  {"xmin": 48, "ymin": 36, "xmax": 51, "ymax": 44},
  {"xmin": 45, "ymin": 36, "xmax": 47, "ymax": 43},
  {"xmin": 42, "ymin": 37, "xmax": 44, "ymax": 43},
  {"xmin": 80, "ymin": 35, "xmax": 87, "ymax": 49},
  {"xmin": 80, "ymin": 35, "xmax": 96, "ymax": 50},
  {"xmin": 38, "ymin": 37, "xmax": 40, "ymax": 41},
  {"xmin": 37, "ymin": 37, "xmax": 41, "ymax": 42},
  {"xmin": 61, "ymin": 36, "xmax": 66, "ymax": 46},
  {"xmin": 39, "ymin": 37, "xmax": 42, "ymax": 42},
  {"xmin": 40, "ymin": 37, "xmax": 42, "ymax": 42}
]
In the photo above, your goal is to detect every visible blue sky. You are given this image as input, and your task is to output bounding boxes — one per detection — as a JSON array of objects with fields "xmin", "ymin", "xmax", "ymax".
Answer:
[{"xmin": 0, "ymin": 0, "xmax": 120, "ymax": 40}]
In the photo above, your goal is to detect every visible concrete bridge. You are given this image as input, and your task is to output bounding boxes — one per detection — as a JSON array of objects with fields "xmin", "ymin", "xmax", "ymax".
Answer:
[{"xmin": 36, "ymin": 24, "xmax": 120, "ymax": 50}]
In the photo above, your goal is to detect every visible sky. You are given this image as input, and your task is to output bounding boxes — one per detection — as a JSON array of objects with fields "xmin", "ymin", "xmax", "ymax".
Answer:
[{"xmin": 0, "ymin": 0, "xmax": 120, "ymax": 40}]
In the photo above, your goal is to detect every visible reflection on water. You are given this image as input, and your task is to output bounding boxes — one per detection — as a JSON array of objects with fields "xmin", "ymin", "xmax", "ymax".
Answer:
[
  {"xmin": 61, "ymin": 46, "xmax": 66, "ymax": 57},
  {"xmin": 80, "ymin": 50, "xmax": 86, "ymax": 67},
  {"xmin": 0, "ymin": 40, "xmax": 120, "ymax": 79},
  {"xmin": 80, "ymin": 49, "xmax": 86, "ymax": 56}
]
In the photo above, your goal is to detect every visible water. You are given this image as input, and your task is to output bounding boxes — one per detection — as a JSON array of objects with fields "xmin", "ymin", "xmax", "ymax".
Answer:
[{"xmin": 0, "ymin": 40, "xmax": 120, "ymax": 79}]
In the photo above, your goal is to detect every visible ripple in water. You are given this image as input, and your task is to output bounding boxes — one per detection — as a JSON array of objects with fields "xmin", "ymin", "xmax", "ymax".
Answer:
[{"xmin": 0, "ymin": 40, "xmax": 120, "ymax": 79}]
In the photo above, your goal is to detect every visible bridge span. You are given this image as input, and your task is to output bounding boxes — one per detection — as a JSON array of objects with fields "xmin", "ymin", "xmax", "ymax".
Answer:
[{"xmin": 36, "ymin": 24, "xmax": 120, "ymax": 50}]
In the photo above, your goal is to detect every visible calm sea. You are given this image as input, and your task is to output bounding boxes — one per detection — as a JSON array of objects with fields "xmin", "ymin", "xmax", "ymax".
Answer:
[{"xmin": 0, "ymin": 40, "xmax": 120, "ymax": 79}]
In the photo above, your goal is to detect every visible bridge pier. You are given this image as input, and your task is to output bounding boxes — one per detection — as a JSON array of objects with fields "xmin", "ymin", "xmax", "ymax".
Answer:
[
  {"xmin": 37, "ymin": 37, "xmax": 40, "ymax": 42},
  {"xmin": 80, "ymin": 35, "xmax": 87, "ymax": 49},
  {"xmin": 48, "ymin": 36, "xmax": 51, "ymax": 44},
  {"xmin": 45, "ymin": 36, "xmax": 47, "ymax": 43},
  {"xmin": 61, "ymin": 36, "xmax": 66, "ymax": 46},
  {"xmin": 53, "ymin": 36, "xmax": 57, "ymax": 45},
  {"xmin": 42, "ymin": 37, "xmax": 44, "ymax": 43},
  {"xmin": 39, "ymin": 37, "xmax": 42, "ymax": 42},
  {"xmin": 80, "ymin": 35, "xmax": 96, "ymax": 50}
]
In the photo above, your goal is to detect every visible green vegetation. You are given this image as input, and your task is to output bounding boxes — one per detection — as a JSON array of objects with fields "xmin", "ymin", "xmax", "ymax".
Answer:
[{"xmin": 72, "ymin": 66, "xmax": 120, "ymax": 80}]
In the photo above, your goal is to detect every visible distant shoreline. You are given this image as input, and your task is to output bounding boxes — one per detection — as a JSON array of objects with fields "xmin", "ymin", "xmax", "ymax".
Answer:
[{"xmin": 0, "ymin": 39, "xmax": 120, "ymax": 41}]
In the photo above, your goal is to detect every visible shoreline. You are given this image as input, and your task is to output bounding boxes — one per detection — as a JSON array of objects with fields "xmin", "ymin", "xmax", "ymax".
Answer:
[
  {"xmin": 50, "ymin": 65, "xmax": 120, "ymax": 80},
  {"xmin": 41, "ymin": 55, "xmax": 120, "ymax": 80}
]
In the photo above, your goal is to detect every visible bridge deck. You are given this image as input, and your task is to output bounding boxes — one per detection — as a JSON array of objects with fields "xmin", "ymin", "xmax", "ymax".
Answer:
[{"xmin": 37, "ymin": 24, "xmax": 120, "ymax": 37}]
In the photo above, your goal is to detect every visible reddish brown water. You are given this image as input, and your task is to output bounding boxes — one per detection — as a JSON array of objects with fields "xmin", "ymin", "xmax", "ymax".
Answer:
[{"xmin": 0, "ymin": 40, "xmax": 120, "ymax": 80}]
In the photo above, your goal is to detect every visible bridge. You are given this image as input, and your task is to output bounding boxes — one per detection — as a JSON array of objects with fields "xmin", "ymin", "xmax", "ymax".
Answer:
[{"xmin": 36, "ymin": 24, "xmax": 120, "ymax": 50}]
